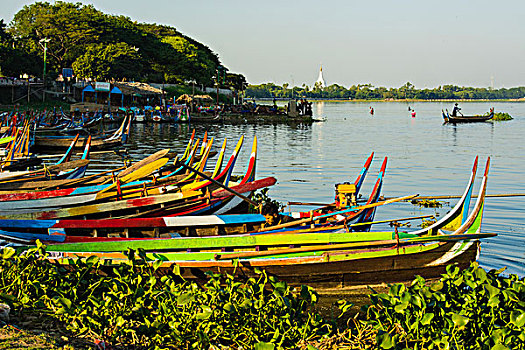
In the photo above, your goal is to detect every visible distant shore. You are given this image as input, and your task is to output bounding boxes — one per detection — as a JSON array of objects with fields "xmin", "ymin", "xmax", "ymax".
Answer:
[{"xmin": 255, "ymin": 98, "xmax": 525, "ymax": 103}]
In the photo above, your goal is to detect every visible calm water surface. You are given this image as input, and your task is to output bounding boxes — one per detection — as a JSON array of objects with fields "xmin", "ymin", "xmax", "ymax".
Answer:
[{"xmin": 94, "ymin": 101, "xmax": 525, "ymax": 276}]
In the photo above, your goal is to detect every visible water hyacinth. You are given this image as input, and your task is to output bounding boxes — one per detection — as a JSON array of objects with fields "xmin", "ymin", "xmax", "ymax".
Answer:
[
  {"xmin": 364, "ymin": 263, "xmax": 525, "ymax": 349},
  {"xmin": 0, "ymin": 244, "xmax": 524, "ymax": 349},
  {"xmin": 0, "ymin": 243, "xmax": 331, "ymax": 349}
]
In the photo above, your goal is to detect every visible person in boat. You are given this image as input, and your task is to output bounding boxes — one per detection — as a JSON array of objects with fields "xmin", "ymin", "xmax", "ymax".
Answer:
[
  {"xmin": 369, "ymin": 106, "xmax": 374, "ymax": 115},
  {"xmin": 411, "ymin": 109, "xmax": 416, "ymax": 118},
  {"xmin": 305, "ymin": 102, "xmax": 312, "ymax": 116},
  {"xmin": 261, "ymin": 202, "xmax": 293, "ymax": 227},
  {"xmin": 452, "ymin": 103, "xmax": 462, "ymax": 116}
]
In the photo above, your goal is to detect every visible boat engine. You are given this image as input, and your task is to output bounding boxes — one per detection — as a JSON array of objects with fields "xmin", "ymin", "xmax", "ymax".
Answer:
[{"xmin": 334, "ymin": 182, "xmax": 357, "ymax": 209}]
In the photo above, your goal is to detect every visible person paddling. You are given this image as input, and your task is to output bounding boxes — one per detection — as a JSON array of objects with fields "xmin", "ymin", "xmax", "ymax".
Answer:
[
  {"xmin": 411, "ymin": 109, "xmax": 416, "ymax": 118},
  {"xmin": 452, "ymin": 103, "xmax": 463, "ymax": 116},
  {"xmin": 369, "ymin": 106, "xmax": 374, "ymax": 115}
]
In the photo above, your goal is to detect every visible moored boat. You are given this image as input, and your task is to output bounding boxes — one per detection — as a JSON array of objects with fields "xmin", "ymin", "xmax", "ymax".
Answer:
[
  {"xmin": 33, "ymin": 115, "xmax": 131, "ymax": 150},
  {"xmin": 8, "ymin": 157, "xmax": 494, "ymax": 288}
]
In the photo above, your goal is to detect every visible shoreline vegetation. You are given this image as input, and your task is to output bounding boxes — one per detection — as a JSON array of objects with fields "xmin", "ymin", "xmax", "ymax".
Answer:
[
  {"xmin": 257, "ymin": 98, "xmax": 525, "ymax": 103},
  {"xmin": 246, "ymin": 83, "xmax": 525, "ymax": 101},
  {"xmin": 0, "ymin": 246, "xmax": 523, "ymax": 349},
  {"xmin": 1, "ymin": 2, "xmax": 525, "ymax": 110}
]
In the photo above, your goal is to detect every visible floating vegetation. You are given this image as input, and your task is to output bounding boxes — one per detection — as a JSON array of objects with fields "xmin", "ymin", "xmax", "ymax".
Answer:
[
  {"xmin": 250, "ymin": 188, "xmax": 284, "ymax": 212},
  {"xmin": 411, "ymin": 199, "xmax": 443, "ymax": 208},
  {"xmin": 420, "ymin": 217, "xmax": 437, "ymax": 228},
  {"xmin": 492, "ymin": 112, "xmax": 514, "ymax": 121}
]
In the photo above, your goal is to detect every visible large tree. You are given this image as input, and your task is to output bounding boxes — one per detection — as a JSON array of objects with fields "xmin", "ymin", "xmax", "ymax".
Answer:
[
  {"xmin": 72, "ymin": 42, "xmax": 142, "ymax": 81},
  {"xmin": 0, "ymin": 19, "xmax": 41, "ymax": 77},
  {"xmin": 6, "ymin": 2, "xmax": 242, "ymax": 84}
]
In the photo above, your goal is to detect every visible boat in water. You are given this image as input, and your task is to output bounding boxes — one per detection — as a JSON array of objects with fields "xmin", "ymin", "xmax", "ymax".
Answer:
[{"xmin": 442, "ymin": 107, "xmax": 494, "ymax": 124}]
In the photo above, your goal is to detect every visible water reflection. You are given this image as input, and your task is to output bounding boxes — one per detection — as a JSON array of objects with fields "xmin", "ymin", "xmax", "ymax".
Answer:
[{"xmin": 315, "ymin": 101, "xmax": 325, "ymax": 118}]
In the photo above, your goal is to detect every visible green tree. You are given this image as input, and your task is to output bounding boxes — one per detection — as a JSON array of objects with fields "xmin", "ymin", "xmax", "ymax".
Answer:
[
  {"xmin": 72, "ymin": 42, "xmax": 142, "ymax": 80},
  {"xmin": 0, "ymin": 19, "xmax": 41, "ymax": 77},
  {"xmin": 6, "ymin": 1, "xmax": 242, "ymax": 85}
]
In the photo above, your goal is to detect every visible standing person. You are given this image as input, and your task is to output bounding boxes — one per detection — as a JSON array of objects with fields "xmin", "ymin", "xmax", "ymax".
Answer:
[
  {"xmin": 452, "ymin": 103, "xmax": 462, "ymax": 116},
  {"xmin": 411, "ymin": 109, "xmax": 416, "ymax": 118},
  {"xmin": 369, "ymin": 106, "xmax": 374, "ymax": 115}
]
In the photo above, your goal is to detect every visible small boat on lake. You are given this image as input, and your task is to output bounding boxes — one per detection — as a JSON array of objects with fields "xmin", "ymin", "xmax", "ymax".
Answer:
[{"xmin": 442, "ymin": 107, "xmax": 494, "ymax": 124}]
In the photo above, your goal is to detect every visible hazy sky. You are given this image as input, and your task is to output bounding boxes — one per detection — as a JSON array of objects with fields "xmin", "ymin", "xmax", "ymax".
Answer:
[{"xmin": 2, "ymin": 0, "xmax": 524, "ymax": 88}]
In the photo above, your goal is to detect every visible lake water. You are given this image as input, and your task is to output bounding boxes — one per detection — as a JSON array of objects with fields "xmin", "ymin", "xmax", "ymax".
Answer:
[{"xmin": 94, "ymin": 101, "xmax": 525, "ymax": 277}]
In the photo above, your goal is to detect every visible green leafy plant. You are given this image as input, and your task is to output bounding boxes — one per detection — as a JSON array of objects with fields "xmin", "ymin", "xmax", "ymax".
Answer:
[
  {"xmin": 411, "ymin": 199, "xmax": 443, "ymax": 208},
  {"xmin": 0, "ymin": 245, "xmax": 331, "ymax": 349},
  {"xmin": 492, "ymin": 112, "xmax": 514, "ymax": 121},
  {"xmin": 249, "ymin": 188, "xmax": 285, "ymax": 213},
  {"xmin": 364, "ymin": 263, "xmax": 525, "ymax": 349}
]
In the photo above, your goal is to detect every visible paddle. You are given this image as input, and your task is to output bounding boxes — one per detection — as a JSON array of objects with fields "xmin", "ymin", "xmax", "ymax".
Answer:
[
  {"xmin": 0, "ymin": 136, "xmax": 15, "ymax": 145},
  {"xmin": 256, "ymin": 194, "xmax": 419, "ymax": 233},
  {"xmin": 247, "ymin": 214, "xmax": 436, "ymax": 236},
  {"xmin": 38, "ymin": 166, "xmax": 127, "ymax": 190},
  {"xmin": 97, "ymin": 157, "xmax": 170, "ymax": 194},
  {"xmin": 214, "ymin": 232, "xmax": 497, "ymax": 260},
  {"xmin": 115, "ymin": 149, "xmax": 171, "ymax": 179},
  {"xmin": 385, "ymin": 193, "xmax": 525, "ymax": 200}
]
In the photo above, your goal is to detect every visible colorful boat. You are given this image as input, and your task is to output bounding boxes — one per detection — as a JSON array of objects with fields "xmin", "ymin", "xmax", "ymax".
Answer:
[
  {"xmin": 16, "ymin": 157, "xmax": 494, "ymax": 288},
  {"xmin": 32, "ymin": 115, "xmax": 131, "ymax": 150}
]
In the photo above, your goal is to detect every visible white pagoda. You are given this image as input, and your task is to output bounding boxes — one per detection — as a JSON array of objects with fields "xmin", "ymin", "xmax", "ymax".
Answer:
[{"xmin": 315, "ymin": 65, "xmax": 326, "ymax": 89}]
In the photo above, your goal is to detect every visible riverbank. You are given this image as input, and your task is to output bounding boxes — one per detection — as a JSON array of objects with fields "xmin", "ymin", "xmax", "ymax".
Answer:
[
  {"xmin": 0, "ymin": 245, "xmax": 523, "ymax": 349},
  {"xmin": 257, "ymin": 98, "xmax": 525, "ymax": 103},
  {"xmin": 221, "ymin": 113, "xmax": 320, "ymax": 124}
]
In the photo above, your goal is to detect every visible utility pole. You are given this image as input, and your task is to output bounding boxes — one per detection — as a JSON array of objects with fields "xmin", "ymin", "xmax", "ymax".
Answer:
[
  {"xmin": 216, "ymin": 67, "xmax": 220, "ymax": 107},
  {"xmin": 39, "ymin": 38, "xmax": 51, "ymax": 102}
]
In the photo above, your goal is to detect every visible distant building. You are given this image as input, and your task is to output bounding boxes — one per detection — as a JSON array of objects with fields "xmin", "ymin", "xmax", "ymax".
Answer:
[{"xmin": 314, "ymin": 65, "xmax": 326, "ymax": 89}]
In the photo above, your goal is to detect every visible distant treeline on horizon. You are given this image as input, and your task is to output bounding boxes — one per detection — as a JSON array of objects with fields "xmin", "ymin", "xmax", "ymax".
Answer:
[{"xmin": 246, "ymin": 82, "xmax": 525, "ymax": 100}]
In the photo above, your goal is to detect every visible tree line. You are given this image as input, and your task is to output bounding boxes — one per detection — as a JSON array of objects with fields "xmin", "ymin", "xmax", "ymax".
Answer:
[
  {"xmin": 0, "ymin": 2, "xmax": 247, "ymax": 92},
  {"xmin": 246, "ymin": 82, "xmax": 525, "ymax": 100}
]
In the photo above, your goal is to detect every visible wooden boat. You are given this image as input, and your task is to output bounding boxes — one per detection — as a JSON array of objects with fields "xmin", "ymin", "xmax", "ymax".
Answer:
[
  {"xmin": 37, "ymin": 158, "xmax": 494, "ymax": 288},
  {"xmin": 0, "ymin": 151, "xmax": 382, "ymax": 243},
  {"xmin": 442, "ymin": 108, "xmax": 494, "ymax": 123},
  {"xmin": 33, "ymin": 115, "xmax": 131, "ymax": 150},
  {"xmin": 0, "ymin": 214, "xmax": 268, "ymax": 244},
  {"xmin": 0, "ymin": 140, "xmax": 275, "ymax": 220},
  {"xmin": 188, "ymin": 111, "xmax": 222, "ymax": 123}
]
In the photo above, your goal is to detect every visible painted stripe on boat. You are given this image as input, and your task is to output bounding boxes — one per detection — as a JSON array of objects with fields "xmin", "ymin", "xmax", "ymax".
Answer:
[{"xmin": 162, "ymin": 214, "xmax": 265, "ymax": 227}]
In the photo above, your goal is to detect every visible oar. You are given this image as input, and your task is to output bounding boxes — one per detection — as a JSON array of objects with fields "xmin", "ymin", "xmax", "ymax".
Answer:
[
  {"xmin": 386, "ymin": 193, "xmax": 525, "ymax": 200},
  {"xmin": 256, "ymin": 194, "xmax": 419, "ymax": 233},
  {"xmin": 214, "ymin": 232, "xmax": 497, "ymax": 260},
  {"xmin": 116, "ymin": 149, "xmax": 170, "ymax": 179},
  {"xmin": 252, "ymin": 214, "xmax": 436, "ymax": 236},
  {"xmin": 287, "ymin": 201, "xmax": 334, "ymax": 207},
  {"xmin": 36, "ymin": 149, "xmax": 121, "ymax": 159},
  {"xmin": 346, "ymin": 214, "xmax": 435, "ymax": 228},
  {"xmin": 97, "ymin": 157, "xmax": 170, "ymax": 195},
  {"xmin": 0, "ymin": 136, "xmax": 15, "ymax": 145},
  {"xmin": 174, "ymin": 159, "xmax": 259, "ymax": 207}
]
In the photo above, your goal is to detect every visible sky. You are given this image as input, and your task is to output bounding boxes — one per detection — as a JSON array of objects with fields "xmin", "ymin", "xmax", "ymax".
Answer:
[{"xmin": 2, "ymin": 0, "xmax": 524, "ymax": 89}]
